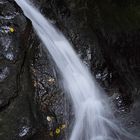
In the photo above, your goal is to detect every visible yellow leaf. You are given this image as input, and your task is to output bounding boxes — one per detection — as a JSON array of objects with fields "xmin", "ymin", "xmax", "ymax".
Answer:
[
  {"xmin": 55, "ymin": 128, "xmax": 60, "ymax": 134},
  {"xmin": 9, "ymin": 27, "xmax": 14, "ymax": 33},
  {"xmin": 49, "ymin": 131, "xmax": 53, "ymax": 137},
  {"xmin": 61, "ymin": 124, "xmax": 66, "ymax": 129}
]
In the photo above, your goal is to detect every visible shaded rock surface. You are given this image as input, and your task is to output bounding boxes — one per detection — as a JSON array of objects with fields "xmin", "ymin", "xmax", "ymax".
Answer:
[
  {"xmin": 0, "ymin": 0, "xmax": 140, "ymax": 139},
  {"xmin": 0, "ymin": 1, "xmax": 36, "ymax": 139}
]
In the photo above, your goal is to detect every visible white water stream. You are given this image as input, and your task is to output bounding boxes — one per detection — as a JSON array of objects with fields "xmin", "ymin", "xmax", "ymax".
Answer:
[{"xmin": 15, "ymin": 0, "xmax": 140, "ymax": 140}]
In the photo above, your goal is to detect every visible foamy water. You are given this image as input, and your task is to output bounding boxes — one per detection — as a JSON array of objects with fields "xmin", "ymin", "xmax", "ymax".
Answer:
[{"xmin": 15, "ymin": 0, "xmax": 140, "ymax": 140}]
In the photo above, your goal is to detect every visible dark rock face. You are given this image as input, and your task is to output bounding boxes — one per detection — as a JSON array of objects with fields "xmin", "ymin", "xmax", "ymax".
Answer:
[
  {"xmin": 0, "ymin": 1, "xmax": 35, "ymax": 140},
  {"xmin": 0, "ymin": 0, "xmax": 140, "ymax": 139},
  {"xmin": 28, "ymin": 36, "xmax": 73, "ymax": 140}
]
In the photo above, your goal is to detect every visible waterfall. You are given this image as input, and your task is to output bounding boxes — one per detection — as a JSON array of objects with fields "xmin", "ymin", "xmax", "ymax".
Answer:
[{"xmin": 15, "ymin": 0, "xmax": 140, "ymax": 140}]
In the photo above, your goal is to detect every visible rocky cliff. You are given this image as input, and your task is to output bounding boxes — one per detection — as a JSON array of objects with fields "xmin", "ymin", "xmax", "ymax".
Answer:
[{"xmin": 0, "ymin": 0, "xmax": 140, "ymax": 139}]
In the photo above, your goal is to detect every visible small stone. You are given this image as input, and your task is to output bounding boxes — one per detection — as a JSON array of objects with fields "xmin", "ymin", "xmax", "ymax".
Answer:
[{"xmin": 47, "ymin": 116, "xmax": 52, "ymax": 122}]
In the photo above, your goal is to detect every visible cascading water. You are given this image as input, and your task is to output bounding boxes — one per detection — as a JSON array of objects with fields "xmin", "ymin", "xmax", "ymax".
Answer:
[{"xmin": 15, "ymin": 0, "xmax": 140, "ymax": 140}]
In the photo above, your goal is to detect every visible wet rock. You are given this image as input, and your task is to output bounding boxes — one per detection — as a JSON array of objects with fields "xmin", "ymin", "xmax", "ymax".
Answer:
[
  {"xmin": 0, "ymin": 1, "xmax": 36, "ymax": 140},
  {"xmin": 29, "ymin": 39, "xmax": 73, "ymax": 139},
  {"xmin": 0, "ymin": 66, "xmax": 9, "ymax": 82},
  {"xmin": 36, "ymin": 0, "xmax": 140, "ymax": 138}
]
